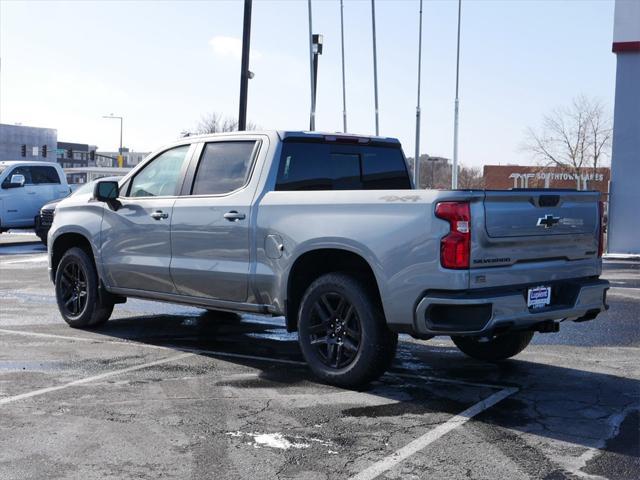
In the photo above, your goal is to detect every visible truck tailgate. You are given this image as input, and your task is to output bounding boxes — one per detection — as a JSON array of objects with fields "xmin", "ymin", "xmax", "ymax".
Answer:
[
  {"xmin": 470, "ymin": 190, "xmax": 602, "ymax": 288},
  {"xmin": 484, "ymin": 191, "xmax": 598, "ymax": 238}
]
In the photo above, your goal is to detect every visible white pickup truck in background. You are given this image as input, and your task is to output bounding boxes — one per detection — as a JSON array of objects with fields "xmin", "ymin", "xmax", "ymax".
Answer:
[{"xmin": 0, "ymin": 161, "xmax": 71, "ymax": 234}]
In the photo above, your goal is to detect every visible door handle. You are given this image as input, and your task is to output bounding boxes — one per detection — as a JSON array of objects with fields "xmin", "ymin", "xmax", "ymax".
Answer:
[
  {"xmin": 150, "ymin": 210, "xmax": 169, "ymax": 220},
  {"xmin": 223, "ymin": 210, "xmax": 246, "ymax": 221}
]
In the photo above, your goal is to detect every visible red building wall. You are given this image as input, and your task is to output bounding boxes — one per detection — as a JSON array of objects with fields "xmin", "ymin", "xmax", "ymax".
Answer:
[{"xmin": 483, "ymin": 165, "xmax": 610, "ymax": 198}]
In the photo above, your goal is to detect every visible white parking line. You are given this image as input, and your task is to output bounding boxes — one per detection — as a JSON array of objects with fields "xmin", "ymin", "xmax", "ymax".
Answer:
[
  {"xmin": 1, "ymin": 254, "xmax": 48, "ymax": 264},
  {"xmin": 0, "ymin": 352, "xmax": 194, "ymax": 406},
  {"xmin": 349, "ymin": 386, "xmax": 518, "ymax": 480}
]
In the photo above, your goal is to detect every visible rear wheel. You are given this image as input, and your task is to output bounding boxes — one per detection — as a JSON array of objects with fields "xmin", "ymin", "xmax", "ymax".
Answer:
[
  {"xmin": 55, "ymin": 247, "xmax": 113, "ymax": 328},
  {"xmin": 298, "ymin": 273, "xmax": 397, "ymax": 388},
  {"xmin": 451, "ymin": 331, "xmax": 534, "ymax": 362}
]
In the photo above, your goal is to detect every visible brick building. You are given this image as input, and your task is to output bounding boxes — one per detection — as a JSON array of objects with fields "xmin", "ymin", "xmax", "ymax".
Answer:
[{"xmin": 483, "ymin": 165, "xmax": 611, "ymax": 199}]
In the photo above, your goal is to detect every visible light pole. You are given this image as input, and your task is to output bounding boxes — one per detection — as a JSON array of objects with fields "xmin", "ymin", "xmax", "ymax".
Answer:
[
  {"xmin": 308, "ymin": 33, "xmax": 324, "ymax": 131},
  {"xmin": 414, "ymin": 0, "xmax": 424, "ymax": 189},
  {"xmin": 102, "ymin": 114, "xmax": 123, "ymax": 154},
  {"xmin": 451, "ymin": 0, "xmax": 462, "ymax": 189},
  {"xmin": 340, "ymin": 0, "xmax": 347, "ymax": 132},
  {"xmin": 238, "ymin": 0, "xmax": 253, "ymax": 131},
  {"xmin": 308, "ymin": 0, "xmax": 316, "ymax": 131},
  {"xmin": 371, "ymin": 0, "xmax": 379, "ymax": 136},
  {"xmin": 103, "ymin": 114, "xmax": 123, "ymax": 168}
]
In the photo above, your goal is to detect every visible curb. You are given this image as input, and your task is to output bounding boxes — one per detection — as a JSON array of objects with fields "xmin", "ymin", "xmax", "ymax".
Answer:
[{"xmin": 603, "ymin": 253, "xmax": 640, "ymax": 262}]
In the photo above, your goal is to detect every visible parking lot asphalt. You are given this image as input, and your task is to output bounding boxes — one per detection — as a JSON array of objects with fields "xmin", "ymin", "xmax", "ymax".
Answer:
[{"xmin": 0, "ymin": 240, "xmax": 638, "ymax": 480}]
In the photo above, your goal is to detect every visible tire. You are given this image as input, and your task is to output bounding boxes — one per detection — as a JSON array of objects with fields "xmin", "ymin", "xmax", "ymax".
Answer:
[
  {"xmin": 451, "ymin": 331, "xmax": 534, "ymax": 362},
  {"xmin": 55, "ymin": 247, "xmax": 114, "ymax": 328},
  {"xmin": 297, "ymin": 272, "xmax": 397, "ymax": 389}
]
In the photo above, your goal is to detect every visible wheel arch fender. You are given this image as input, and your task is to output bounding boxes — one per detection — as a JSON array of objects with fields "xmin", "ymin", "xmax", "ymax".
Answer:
[
  {"xmin": 50, "ymin": 226, "xmax": 102, "ymax": 282},
  {"xmin": 282, "ymin": 239, "xmax": 387, "ymax": 332}
]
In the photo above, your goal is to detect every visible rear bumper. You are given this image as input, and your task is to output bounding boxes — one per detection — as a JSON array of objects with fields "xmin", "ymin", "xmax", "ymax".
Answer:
[{"xmin": 412, "ymin": 277, "xmax": 609, "ymax": 336}]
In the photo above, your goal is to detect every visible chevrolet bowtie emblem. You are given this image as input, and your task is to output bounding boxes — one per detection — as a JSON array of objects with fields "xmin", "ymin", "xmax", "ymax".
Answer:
[{"xmin": 537, "ymin": 214, "xmax": 560, "ymax": 229}]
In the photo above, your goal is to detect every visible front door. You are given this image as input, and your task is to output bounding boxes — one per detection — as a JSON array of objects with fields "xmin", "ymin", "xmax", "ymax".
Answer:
[
  {"xmin": 1, "ymin": 165, "xmax": 37, "ymax": 227},
  {"xmin": 100, "ymin": 144, "xmax": 192, "ymax": 294},
  {"xmin": 170, "ymin": 140, "xmax": 259, "ymax": 302}
]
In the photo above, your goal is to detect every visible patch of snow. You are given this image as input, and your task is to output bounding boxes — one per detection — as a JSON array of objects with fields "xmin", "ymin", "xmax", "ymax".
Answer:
[
  {"xmin": 254, "ymin": 433, "xmax": 309, "ymax": 450},
  {"xmin": 245, "ymin": 330, "xmax": 298, "ymax": 342},
  {"xmin": 226, "ymin": 431, "xmax": 334, "ymax": 451}
]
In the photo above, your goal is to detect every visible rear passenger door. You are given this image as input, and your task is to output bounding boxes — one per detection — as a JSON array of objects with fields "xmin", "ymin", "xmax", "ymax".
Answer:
[{"xmin": 170, "ymin": 139, "xmax": 260, "ymax": 302}]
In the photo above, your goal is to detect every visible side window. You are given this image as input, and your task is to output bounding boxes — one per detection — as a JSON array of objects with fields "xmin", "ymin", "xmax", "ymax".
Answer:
[
  {"xmin": 31, "ymin": 166, "xmax": 61, "ymax": 184},
  {"xmin": 129, "ymin": 145, "xmax": 190, "ymax": 197},
  {"xmin": 2, "ymin": 166, "xmax": 33, "ymax": 187},
  {"xmin": 361, "ymin": 148, "xmax": 411, "ymax": 189},
  {"xmin": 276, "ymin": 144, "xmax": 360, "ymax": 191},
  {"xmin": 191, "ymin": 141, "xmax": 257, "ymax": 195}
]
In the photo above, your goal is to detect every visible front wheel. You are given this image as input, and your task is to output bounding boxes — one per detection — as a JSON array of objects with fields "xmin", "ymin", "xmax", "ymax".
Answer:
[
  {"xmin": 451, "ymin": 331, "xmax": 534, "ymax": 362},
  {"xmin": 55, "ymin": 247, "xmax": 113, "ymax": 328},
  {"xmin": 297, "ymin": 273, "xmax": 397, "ymax": 388}
]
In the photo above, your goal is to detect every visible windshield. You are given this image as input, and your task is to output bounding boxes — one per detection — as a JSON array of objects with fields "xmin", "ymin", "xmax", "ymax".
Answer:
[{"xmin": 72, "ymin": 182, "xmax": 97, "ymax": 196}]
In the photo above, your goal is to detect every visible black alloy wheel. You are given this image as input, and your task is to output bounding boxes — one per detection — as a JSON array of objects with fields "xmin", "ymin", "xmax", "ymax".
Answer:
[
  {"xmin": 55, "ymin": 247, "xmax": 114, "ymax": 328},
  {"xmin": 308, "ymin": 292, "xmax": 362, "ymax": 369},
  {"xmin": 59, "ymin": 261, "xmax": 88, "ymax": 317},
  {"xmin": 297, "ymin": 272, "xmax": 398, "ymax": 388}
]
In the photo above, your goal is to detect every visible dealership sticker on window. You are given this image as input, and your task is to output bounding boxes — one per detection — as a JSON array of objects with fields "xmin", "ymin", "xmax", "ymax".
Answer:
[{"xmin": 527, "ymin": 286, "xmax": 551, "ymax": 309}]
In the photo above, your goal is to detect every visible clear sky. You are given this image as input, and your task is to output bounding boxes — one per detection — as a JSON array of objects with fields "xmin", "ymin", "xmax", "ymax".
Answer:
[{"xmin": 0, "ymin": 0, "xmax": 616, "ymax": 167}]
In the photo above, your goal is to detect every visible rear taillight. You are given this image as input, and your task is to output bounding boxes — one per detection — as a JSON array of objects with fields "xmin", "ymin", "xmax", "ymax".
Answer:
[
  {"xmin": 598, "ymin": 200, "xmax": 605, "ymax": 257},
  {"xmin": 435, "ymin": 201, "xmax": 470, "ymax": 269}
]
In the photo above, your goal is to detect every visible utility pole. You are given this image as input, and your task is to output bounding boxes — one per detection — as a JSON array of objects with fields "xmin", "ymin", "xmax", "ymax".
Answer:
[
  {"xmin": 371, "ymin": 0, "xmax": 379, "ymax": 136},
  {"xmin": 238, "ymin": 0, "xmax": 253, "ymax": 131},
  {"xmin": 308, "ymin": 0, "xmax": 316, "ymax": 130},
  {"xmin": 452, "ymin": 0, "xmax": 462, "ymax": 189},
  {"xmin": 340, "ymin": 0, "xmax": 347, "ymax": 132},
  {"xmin": 414, "ymin": 0, "xmax": 424, "ymax": 189}
]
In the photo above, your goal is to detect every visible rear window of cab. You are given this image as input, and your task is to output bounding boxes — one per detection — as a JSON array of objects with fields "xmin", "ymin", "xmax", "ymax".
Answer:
[{"xmin": 276, "ymin": 142, "xmax": 411, "ymax": 191}]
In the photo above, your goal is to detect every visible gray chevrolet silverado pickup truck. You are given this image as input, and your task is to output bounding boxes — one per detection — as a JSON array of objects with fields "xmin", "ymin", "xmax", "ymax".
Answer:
[{"xmin": 48, "ymin": 131, "xmax": 609, "ymax": 387}]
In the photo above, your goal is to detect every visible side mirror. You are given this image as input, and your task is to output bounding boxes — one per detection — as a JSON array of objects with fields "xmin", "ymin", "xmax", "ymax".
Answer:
[
  {"xmin": 94, "ymin": 180, "xmax": 120, "ymax": 209},
  {"xmin": 3, "ymin": 174, "xmax": 26, "ymax": 188}
]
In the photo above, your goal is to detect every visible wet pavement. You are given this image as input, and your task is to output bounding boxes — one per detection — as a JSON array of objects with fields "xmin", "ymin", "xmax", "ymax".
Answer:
[{"xmin": 0, "ymin": 241, "xmax": 638, "ymax": 479}]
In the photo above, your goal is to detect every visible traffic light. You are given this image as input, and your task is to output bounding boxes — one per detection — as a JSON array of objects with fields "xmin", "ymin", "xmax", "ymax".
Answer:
[
  {"xmin": 41, "ymin": 145, "xmax": 47, "ymax": 157},
  {"xmin": 21, "ymin": 144, "xmax": 26, "ymax": 157},
  {"xmin": 67, "ymin": 149, "xmax": 73, "ymax": 159},
  {"xmin": 89, "ymin": 150, "xmax": 95, "ymax": 161}
]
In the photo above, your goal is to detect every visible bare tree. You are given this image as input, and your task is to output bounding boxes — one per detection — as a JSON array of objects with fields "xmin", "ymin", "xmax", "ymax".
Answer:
[
  {"xmin": 408, "ymin": 155, "xmax": 483, "ymax": 189},
  {"xmin": 523, "ymin": 95, "xmax": 612, "ymax": 180},
  {"xmin": 182, "ymin": 112, "xmax": 257, "ymax": 137},
  {"xmin": 458, "ymin": 165, "xmax": 484, "ymax": 189}
]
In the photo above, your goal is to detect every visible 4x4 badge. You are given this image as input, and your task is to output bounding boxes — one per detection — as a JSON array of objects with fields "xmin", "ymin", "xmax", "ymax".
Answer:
[{"xmin": 537, "ymin": 214, "xmax": 560, "ymax": 229}]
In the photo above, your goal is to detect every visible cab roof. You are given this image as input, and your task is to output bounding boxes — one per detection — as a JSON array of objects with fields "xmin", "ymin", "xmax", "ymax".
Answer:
[
  {"xmin": 0, "ymin": 160, "xmax": 61, "ymax": 167},
  {"xmin": 179, "ymin": 130, "xmax": 401, "ymax": 146}
]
